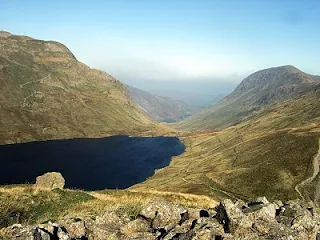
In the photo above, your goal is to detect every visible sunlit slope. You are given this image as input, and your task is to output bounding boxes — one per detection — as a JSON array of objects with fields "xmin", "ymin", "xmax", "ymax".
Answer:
[
  {"xmin": 0, "ymin": 31, "xmax": 171, "ymax": 144},
  {"xmin": 176, "ymin": 65, "xmax": 320, "ymax": 130},
  {"xmin": 132, "ymin": 89, "xmax": 320, "ymax": 203}
]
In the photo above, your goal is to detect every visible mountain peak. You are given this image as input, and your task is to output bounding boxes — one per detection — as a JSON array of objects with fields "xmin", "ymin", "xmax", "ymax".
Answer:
[
  {"xmin": 251, "ymin": 65, "xmax": 302, "ymax": 76},
  {"xmin": 177, "ymin": 65, "xmax": 320, "ymax": 130},
  {"xmin": 233, "ymin": 65, "xmax": 308, "ymax": 95},
  {"xmin": 0, "ymin": 30, "xmax": 77, "ymax": 62},
  {"xmin": 280, "ymin": 65, "xmax": 301, "ymax": 73}
]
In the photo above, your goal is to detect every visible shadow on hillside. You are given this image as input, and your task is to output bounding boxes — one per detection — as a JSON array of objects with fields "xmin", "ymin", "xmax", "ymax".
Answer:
[{"xmin": 0, "ymin": 136, "xmax": 185, "ymax": 190}]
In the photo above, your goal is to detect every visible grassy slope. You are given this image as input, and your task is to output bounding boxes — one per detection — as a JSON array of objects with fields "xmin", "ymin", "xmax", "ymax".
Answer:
[
  {"xmin": 0, "ymin": 32, "xmax": 175, "ymax": 144},
  {"xmin": 0, "ymin": 185, "xmax": 217, "ymax": 229},
  {"xmin": 132, "ymin": 89, "xmax": 320, "ymax": 203}
]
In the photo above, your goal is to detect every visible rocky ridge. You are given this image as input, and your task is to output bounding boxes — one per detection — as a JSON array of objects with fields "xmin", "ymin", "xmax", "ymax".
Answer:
[{"xmin": 1, "ymin": 198, "xmax": 319, "ymax": 239}]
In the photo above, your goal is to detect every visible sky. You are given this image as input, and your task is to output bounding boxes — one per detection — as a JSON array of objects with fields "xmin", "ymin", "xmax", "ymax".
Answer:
[{"xmin": 1, "ymin": 0, "xmax": 320, "ymax": 86}]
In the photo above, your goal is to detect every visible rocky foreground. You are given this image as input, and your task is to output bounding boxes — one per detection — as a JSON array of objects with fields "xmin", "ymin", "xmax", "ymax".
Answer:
[{"xmin": 1, "ymin": 197, "xmax": 320, "ymax": 240}]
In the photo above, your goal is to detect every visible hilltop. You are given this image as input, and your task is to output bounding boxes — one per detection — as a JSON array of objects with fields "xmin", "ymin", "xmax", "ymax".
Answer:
[
  {"xmin": 176, "ymin": 65, "xmax": 320, "ymax": 130},
  {"xmin": 0, "ymin": 31, "xmax": 173, "ymax": 144}
]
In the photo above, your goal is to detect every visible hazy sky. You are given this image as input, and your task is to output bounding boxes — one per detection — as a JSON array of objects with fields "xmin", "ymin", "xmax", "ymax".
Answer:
[{"xmin": 1, "ymin": 0, "xmax": 320, "ymax": 84}]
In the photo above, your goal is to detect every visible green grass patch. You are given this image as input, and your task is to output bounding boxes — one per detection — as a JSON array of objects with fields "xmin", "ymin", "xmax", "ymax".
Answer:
[{"xmin": 0, "ymin": 186, "xmax": 94, "ymax": 228}]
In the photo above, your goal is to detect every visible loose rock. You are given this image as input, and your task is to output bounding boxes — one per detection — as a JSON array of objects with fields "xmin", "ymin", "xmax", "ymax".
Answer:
[
  {"xmin": 1, "ymin": 198, "xmax": 320, "ymax": 239},
  {"xmin": 35, "ymin": 172, "xmax": 65, "ymax": 190}
]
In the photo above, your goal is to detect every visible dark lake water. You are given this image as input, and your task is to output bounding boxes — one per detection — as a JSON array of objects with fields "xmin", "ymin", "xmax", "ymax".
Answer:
[{"xmin": 0, "ymin": 136, "xmax": 185, "ymax": 190}]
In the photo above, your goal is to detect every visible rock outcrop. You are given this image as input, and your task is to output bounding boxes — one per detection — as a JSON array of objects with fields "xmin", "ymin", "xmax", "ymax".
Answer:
[
  {"xmin": 1, "ymin": 198, "xmax": 320, "ymax": 239},
  {"xmin": 35, "ymin": 172, "xmax": 65, "ymax": 190}
]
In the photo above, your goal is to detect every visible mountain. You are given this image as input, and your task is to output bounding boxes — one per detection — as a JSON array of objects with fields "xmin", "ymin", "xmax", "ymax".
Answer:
[
  {"xmin": 0, "ymin": 31, "xmax": 167, "ymax": 144},
  {"xmin": 132, "ymin": 65, "xmax": 320, "ymax": 203},
  {"xmin": 132, "ymin": 87, "xmax": 320, "ymax": 202},
  {"xmin": 127, "ymin": 85, "xmax": 200, "ymax": 122},
  {"xmin": 176, "ymin": 65, "xmax": 320, "ymax": 130}
]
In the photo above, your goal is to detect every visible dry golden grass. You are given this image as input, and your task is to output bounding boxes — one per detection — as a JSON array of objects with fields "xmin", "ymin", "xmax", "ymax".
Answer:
[{"xmin": 0, "ymin": 185, "xmax": 217, "ymax": 229}]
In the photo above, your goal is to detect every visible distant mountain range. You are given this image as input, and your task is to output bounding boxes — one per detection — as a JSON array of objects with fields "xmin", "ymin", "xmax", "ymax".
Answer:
[
  {"xmin": 0, "ymin": 31, "xmax": 170, "ymax": 144},
  {"xmin": 176, "ymin": 65, "xmax": 320, "ymax": 130},
  {"xmin": 127, "ymin": 85, "xmax": 200, "ymax": 122}
]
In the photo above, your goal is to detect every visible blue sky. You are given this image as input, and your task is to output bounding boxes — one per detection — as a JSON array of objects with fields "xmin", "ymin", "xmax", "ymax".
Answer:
[{"xmin": 1, "ymin": 0, "xmax": 320, "ymax": 84}]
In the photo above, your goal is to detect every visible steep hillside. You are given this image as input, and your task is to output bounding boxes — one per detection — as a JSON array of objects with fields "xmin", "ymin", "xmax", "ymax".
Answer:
[
  {"xmin": 176, "ymin": 65, "xmax": 320, "ymax": 130},
  {"xmin": 0, "ymin": 31, "xmax": 168, "ymax": 144},
  {"xmin": 127, "ymin": 85, "xmax": 199, "ymax": 122},
  {"xmin": 132, "ymin": 88, "xmax": 320, "ymax": 203}
]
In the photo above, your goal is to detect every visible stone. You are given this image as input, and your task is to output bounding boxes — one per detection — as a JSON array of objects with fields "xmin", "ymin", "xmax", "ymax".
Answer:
[
  {"xmin": 35, "ymin": 172, "xmax": 65, "ymax": 190},
  {"xmin": 225, "ymin": 231, "xmax": 259, "ymax": 240},
  {"xmin": 1, "ymin": 197, "xmax": 320, "ymax": 240},
  {"xmin": 162, "ymin": 219, "xmax": 196, "ymax": 240},
  {"xmin": 187, "ymin": 208, "xmax": 201, "ymax": 220},
  {"xmin": 189, "ymin": 218, "xmax": 225, "ymax": 240},
  {"xmin": 255, "ymin": 196, "xmax": 269, "ymax": 204},
  {"xmin": 95, "ymin": 211, "xmax": 127, "ymax": 230},
  {"xmin": 124, "ymin": 232, "xmax": 156, "ymax": 240},
  {"xmin": 120, "ymin": 218, "xmax": 152, "ymax": 236},
  {"xmin": 86, "ymin": 228, "xmax": 120, "ymax": 240},
  {"xmin": 34, "ymin": 228, "xmax": 51, "ymax": 240},
  {"xmin": 252, "ymin": 220, "xmax": 290, "ymax": 236},
  {"xmin": 84, "ymin": 212, "xmax": 130, "ymax": 239},
  {"xmin": 195, "ymin": 217, "xmax": 224, "ymax": 234},
  {"xmin": 246, "ymin": 203, "xmax": 277, "ymax": 222},
  {"xmin": 0, "ymin": 224, "xmax": 35, "ymax": 240},
  {"xmin": 57, "ymin": 218, "xmax": 86, "ymax": 239},
  {"xmin": 56, "ymin": 227, "xmax": 69, "ymax": 240},
  {"xmin": 215, "ymin": 199, "xmax": 253, "ymax": 234},
  {"xmin": 193, "ymin": 228, "xmax": 215, "ymax": 240},
  {"xmin": 273, "ymin": 200, "xmax": 284, "ymax": 209},
  {"xmin": 276, "ymin": 200, "xmax": 312, "ymax": 227},
  {"xmin": 140, "ymin": 200, "xmax": 187, "ymax": 229},
  {"xmin": 234, "ymin": 199, "xmax": 247, "ymax": 209}
]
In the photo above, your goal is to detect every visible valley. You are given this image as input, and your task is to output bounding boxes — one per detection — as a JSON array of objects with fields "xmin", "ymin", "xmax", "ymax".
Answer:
[
  {"xmin": 1, "ymin": 30, "xmax": 320, "ymax": 239},
  {"xmin": 1, "ymin": 31, "xmax": 320, "ymax": 204}
]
